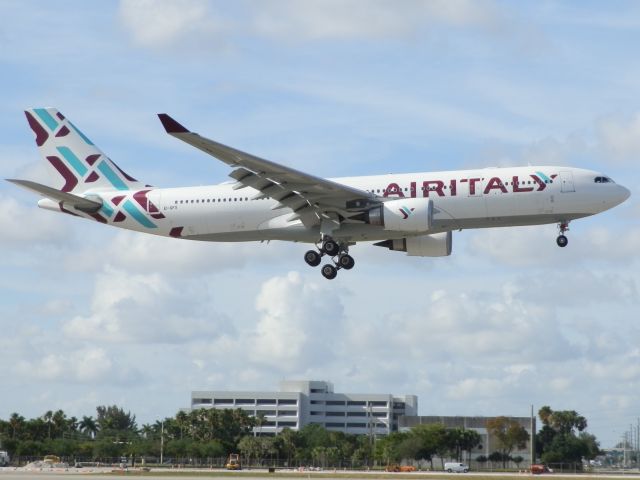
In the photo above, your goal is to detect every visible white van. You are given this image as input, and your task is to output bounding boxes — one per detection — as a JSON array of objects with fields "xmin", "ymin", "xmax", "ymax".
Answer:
[
  {"xmin": 444, "ymin": 462, "xmax": 469, "ymax": 473},
  {"xmin": 0, "ymin": 451, "xmax": 10, "ymax": 467}
]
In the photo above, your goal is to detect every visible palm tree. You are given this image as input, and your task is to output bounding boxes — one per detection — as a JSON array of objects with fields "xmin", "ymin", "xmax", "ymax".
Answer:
[
  {"xmin": 79, "ymin": 416, "xmax": 98, "ymax": 439},
  {"xmin": 52, "ymin": 409, "xmax": 67, "ymax": 438},
  {"xmin": 9, "ymin": 413, "xmax": 25, "ymax": 439},
  {"xmin": 43, "ymin": 410, "xmax": 53, "ymax": 439}
]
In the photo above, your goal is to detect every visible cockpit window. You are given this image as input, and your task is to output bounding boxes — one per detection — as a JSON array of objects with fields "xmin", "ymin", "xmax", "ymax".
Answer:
[{"xmin": 594, "ymin": 176, "xmax": 614, "ymax": 183}]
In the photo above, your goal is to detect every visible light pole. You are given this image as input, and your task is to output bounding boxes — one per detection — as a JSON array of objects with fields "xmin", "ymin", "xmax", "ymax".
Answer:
[{"xmin": 160, "ymin": 421, "xmax": 164, "ymax": 466}]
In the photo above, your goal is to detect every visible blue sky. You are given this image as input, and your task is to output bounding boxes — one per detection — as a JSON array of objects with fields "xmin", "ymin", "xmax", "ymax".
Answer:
[{"xmin": 1, "ymin": 0, "xmax": 639, "ymax": 448}]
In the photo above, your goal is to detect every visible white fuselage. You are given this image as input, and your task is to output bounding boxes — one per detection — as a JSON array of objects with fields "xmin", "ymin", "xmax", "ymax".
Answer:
[{"xmin": 44, "ymin": 165, "xmax": 628, "ymax": 244}]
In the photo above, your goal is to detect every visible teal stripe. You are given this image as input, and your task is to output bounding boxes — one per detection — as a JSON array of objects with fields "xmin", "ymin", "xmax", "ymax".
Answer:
[
  {"xmin": 100, "ymin": 202, "xmax": 114, "ymax": 218},
  {"xmin": 123, "ymin": 200, "xmax": 156, "ymax": 228},
  {"xmin": 97, "ymin": 161, "xmax": 129, "ymax": 190},
  {"xmin": 68, "ymin": 121, "xmax": 94, "ymax": 145},
  {"xmin": 536, "ymin": 171, "xmax": 551, "ymax": 183},
  {"xmin": 57, "ymin": 146, "xmax": 88, "ymax": 176},
  {"xmin": 34, "ymin": 108, "xmax": 59, "ymax": 131}
]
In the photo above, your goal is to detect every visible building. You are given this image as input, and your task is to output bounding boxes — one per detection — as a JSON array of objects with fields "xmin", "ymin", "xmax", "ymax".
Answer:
[
  {"xmin": 399, "ymin": 415, "xmax": 535, "ymax": 464},
  {"xmin": 191, "ymin": 380, "xmax": 418, "ymax": 436}
]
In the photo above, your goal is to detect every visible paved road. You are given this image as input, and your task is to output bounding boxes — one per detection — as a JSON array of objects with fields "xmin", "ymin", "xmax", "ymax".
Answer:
[{"xmin": 2, "ymin": 468, "xmax": 640, "ymax": 480}]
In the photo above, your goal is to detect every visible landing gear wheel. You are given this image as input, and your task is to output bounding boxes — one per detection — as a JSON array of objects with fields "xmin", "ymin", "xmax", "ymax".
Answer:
[
  {"xmin": 556, "ymin": 235, "xmax": 568, "ymax": 248},
  {"xmin": 321, "ymin": 264, "xmax": 338, "ymax": 280},
  {"xmin": 338, "ymin": 254, "xmax": 355, "ymax": 270},
  {"xmin": 304, "ymin": 250, "xmax": 322, "ymax": 267},
  {"xmin": 322, "ymin": 239, "xmax": 339, "ymax": 256}
]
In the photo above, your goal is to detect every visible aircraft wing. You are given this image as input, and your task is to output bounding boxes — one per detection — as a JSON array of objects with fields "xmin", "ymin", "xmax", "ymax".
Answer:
[
  {"xmin": 158, "ymin": 114, "xmax": 378, "ymax": 224},
  {"xmin": 6, "ymin": 179, "xmax": 102, "ymax": 213}
]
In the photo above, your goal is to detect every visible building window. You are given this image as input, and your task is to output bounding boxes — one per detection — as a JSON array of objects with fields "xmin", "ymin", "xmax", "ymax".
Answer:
[
  {"xmin": 310, "ymin": 411, "xmax": 323, "ymax": 416},
  {"xmin": 325, "ymin": 422, "xmax": 344, "ymax": 428},
  {"xmin": 214, "ymin": 398, "xmax": 233, "ymax": 405},
  {"xmin": 310, "ymin": 388, "xmax": 325, "ymax": 393},
  {"xmin": 257, "ymin": 399, "xmax": 276, "ymax": 405},
  {"xmin": 326, "ymin": 412, "xmax": 345, "ymax": 417},
  {"xmin": 310, "ymin": 400, "xmax": 324, "ymax": 405},
  {"xmin": 347, "ymin": 412, "xmax": 366, "ymax": 417},
  {"xmin": 278, "ymin": 410, "xmax": 297, "ymax": 416},
  {"xmin": 347, "ymin": 423, "xmax": 367, "ymax": 428},
  {"xmin": 326, "ymin": 400, "xmax": 346, "ymax": 406},
  {"xmin": 278, "ymin": 399, "xmax": 297, "ymax": 405},
  {"xmin": 193, "ymin": 398, "xmax": 212, "ymax": 404},
  {"xmin": 368, "ymin": 401, "xmax": 387, "ymax": 407},
  {"xmin": 347, "ymin": 401, "xmax": 366, "ymax": 406},
  {"xmin": 372, "ymin": 412, "xmax": 387, "ymax": 418},
  {"xmin": 235, "ymin": 399, "xmax": 255, "ymax": 405},
  {"xmin": 278, "ymin": 421, "xmax": 297, "ymax": 427},
  {"xmin": 256, "ymin": 410, "xmax": 276, "ymax": 416}
]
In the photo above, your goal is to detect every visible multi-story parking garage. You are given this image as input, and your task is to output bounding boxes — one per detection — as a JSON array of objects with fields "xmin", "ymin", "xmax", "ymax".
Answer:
[{"xmin": 190, "ymin": 380, "xmax": 418, "ymax": 436}]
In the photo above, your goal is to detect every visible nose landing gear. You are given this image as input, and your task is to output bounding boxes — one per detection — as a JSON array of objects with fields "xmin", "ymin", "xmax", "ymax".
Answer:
[
  {"xmin": 556, "ymin": 222, "xmax": 569, "ymax": 247},
  {"xmin": 303, "ymin": 236, "xmax": 354, "ymax": 279}
]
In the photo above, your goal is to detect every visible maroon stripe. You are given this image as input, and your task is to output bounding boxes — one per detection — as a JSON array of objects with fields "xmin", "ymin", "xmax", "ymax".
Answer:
[
  {"xmin": 47, "ymin": 156, "xmax": 78, "ymax": 192},
  {"xmin": 169, "ymin": 227, "xmax": 183, "ymax": 238},
  {"xmin": 55, "ymin": 125, "xmax": 70, "ymax": 137},
  {"xmin": 111, "ymin": 195, "xmax": 125, "ymax": 206},
  {"xmin": 85, "ymin": 154, "xmax": 100, "ymax": 166},
  {"xmin": 25, "ymin": 111, "xmax": 49, "ymax": 146},
  {"xmin": 133, "ymin": 190, "xmax": 150, "ymax": 210},
  {"xmin": 113, "ymin": 211, "xmax": 126, "ymax": 222},
  {"xmin": 86, "ymin": 171, "xmax": 99, "ymax": 182},
  {"xmin": 89, "ymin": 213, "xmax": 108, "ymax": 224}
]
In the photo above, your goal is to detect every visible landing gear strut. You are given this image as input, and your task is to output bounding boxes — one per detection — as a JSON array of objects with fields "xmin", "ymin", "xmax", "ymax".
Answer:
[
  {"xmin": 556, "ymin": 222, "xmax": 569, "ymax": 248},
  {"xmin": 303, "ymin": 236, "xmax": 355, "ymax": 279}
]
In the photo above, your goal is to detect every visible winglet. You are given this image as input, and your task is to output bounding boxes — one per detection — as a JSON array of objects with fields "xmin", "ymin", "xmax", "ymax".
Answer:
[{"xmin": 158, "ymin": 114, "xmax": 190, "ymax": 134}]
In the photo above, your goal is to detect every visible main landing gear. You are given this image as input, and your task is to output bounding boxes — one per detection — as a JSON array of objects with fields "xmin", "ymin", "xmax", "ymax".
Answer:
[
  {"xmin": 304, "ymin": 236, "xmax": 355, "ymax": 280},
  {"xmin": 556, "ymin": 222, "xmax": 569, "ymax": 247}
]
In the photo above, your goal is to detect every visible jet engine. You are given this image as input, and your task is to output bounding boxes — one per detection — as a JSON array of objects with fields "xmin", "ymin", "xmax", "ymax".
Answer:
[
  {"xmin": 374, "ymin": 231, "xmax": 452, "ymax": 257},
  {"xmin": 364, "ymin": 198, "xmax": 433, "ymax": 233}
]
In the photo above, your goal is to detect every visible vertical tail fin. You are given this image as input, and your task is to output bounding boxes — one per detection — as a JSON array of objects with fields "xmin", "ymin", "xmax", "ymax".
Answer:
[{"xmin": 24, "ymin": 108, "xmax": 145, "ymax": 193}]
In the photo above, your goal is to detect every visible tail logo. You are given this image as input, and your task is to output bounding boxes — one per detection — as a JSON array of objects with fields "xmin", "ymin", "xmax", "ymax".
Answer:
[{"xmin": 399, "ymin": 206, "xmax": 415, "ymax": 219}]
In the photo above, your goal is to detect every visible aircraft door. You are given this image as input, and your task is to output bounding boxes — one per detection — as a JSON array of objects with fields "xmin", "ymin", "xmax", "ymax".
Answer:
[{"xmin": 559, "ymin": 171, "xmax": 575, "ymax": 193}]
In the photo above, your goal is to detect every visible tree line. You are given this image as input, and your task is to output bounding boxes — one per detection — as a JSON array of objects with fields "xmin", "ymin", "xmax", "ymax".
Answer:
[{"xmin": 0, "ymin": 405, "xmax": 600, "ymax": 468}]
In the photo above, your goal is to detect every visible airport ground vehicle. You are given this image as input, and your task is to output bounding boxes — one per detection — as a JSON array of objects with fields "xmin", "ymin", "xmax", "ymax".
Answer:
[
  {"xmin": 444, "ymin": 462, "xmax": 469, "ymax": 473},
  {"xmin": 531, "ymin": 464, "xmax": 553, "ymax": 474},
  {"xmin": 226, "ymin": 453, "xmax": 241, "ymax": 470},
  {"xmin": 385, "ymin": 464, "xmax": 417, "ymax": 472}
]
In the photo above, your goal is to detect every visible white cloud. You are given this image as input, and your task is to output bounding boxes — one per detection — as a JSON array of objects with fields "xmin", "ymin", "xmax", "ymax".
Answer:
[
  {"xmin": 118, "ymin": 0, "xmax": 504, "ymax": 49},
  {"xmin": 118, "ymin": 0, "xmax": 223, "ymax": 48},
  {"xmin": 253, "ymin": 0, "xmax": 501, "ymax": 40},
  {"xmin": 249, "ymin": 271, "xmax": 345, "ymax": 369},
  {"xmin": 62, "ymin": 266, "xmax": 230, "ymax": 344},
  {"xmin": 0, "ymin": 194, "xmax": 69, "ymax": 246},
  {"xmin": 16, "ymin": 347, "xmax": 119, "ymax": 383},
  {"xmin": 597, "ymin": 113, "xmax": 640, "ymax": 162}
]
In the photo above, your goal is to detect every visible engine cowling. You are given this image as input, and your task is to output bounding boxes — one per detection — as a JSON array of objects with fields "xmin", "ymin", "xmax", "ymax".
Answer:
[
  {"xmin": 374, "ymin": 231, "xmax": 452, "ymax": 257},
  {"xmin": 366, "ymin": 198, "xmax": 433, "ymax": 233}
]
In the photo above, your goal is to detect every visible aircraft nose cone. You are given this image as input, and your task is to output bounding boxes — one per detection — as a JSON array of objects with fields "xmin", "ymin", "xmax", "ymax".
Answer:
[{"xmin": 619, "ymin": 185, "xmax": 631, "ymax": 203}]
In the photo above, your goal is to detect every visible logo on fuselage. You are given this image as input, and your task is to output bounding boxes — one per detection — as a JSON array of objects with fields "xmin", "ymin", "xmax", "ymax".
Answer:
[{"xmin": 399, "ymin": 206, "xmax": 415, "ymax": 219}]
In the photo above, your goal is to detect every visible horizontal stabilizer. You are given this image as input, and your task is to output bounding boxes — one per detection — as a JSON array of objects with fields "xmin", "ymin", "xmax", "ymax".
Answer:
[{"xmin": 6, "ymin": 179, "xmax": 102, "ymax": 213}]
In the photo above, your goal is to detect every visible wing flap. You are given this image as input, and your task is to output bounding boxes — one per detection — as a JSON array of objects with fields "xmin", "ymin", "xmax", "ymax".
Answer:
[{"xmin": 158, "ymin": 114, "xmax": 379, "ymax": 226}]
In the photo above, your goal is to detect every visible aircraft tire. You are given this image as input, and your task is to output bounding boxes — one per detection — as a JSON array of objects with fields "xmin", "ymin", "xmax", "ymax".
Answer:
[
  {"xmin": 321, "ymin": 264, "xmax": 338, "ymax": 280},
  {"xmin": 556, "ymin": 235, "xmax": 568, "ymax": 247},
  {"xmin": 304, "ymin": 250, "xmax": 322, "ymax": 267},
  {"xmin": 322, "ymin": 239, "xmax": 339, "ymax": 256},
  {"xmin": 339, "ymin": 254, "xmax": 355, "ymax": 270}
]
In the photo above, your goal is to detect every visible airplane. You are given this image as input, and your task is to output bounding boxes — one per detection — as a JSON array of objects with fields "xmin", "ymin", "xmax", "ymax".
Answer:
[{"xmin": 7, "ymin": 108, "xmax": 631, "ymax": 280}]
